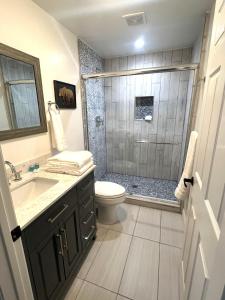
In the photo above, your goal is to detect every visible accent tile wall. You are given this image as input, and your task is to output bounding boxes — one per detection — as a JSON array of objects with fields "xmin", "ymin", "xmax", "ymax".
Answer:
[
  {"xmin": 78, "ymin": 40, "xmax": 106, "ymax": 179},
  {"xmin": 104, "ymin": 48, "xmax": 192, "ymax": 180}
]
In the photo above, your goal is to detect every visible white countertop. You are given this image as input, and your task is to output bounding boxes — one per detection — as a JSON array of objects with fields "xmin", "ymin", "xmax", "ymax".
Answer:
[{"xmin": 11, "ymin": 166, "xmax": 95, "ymax": 230}]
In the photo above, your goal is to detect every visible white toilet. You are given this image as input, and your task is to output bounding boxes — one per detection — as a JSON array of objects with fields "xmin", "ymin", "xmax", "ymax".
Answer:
[{"xmin": 95, "ymin": 181, "xmax": 126, "ymax": 224}]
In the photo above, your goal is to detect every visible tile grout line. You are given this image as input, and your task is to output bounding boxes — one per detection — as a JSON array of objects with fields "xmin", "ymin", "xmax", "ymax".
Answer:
[
  {"xmin": 132, "ymin": 206, "xmax": 141, "ymax": 235},
  {"xmin": 77, "ymin": 206, "xmax": 182, "ymax": 298},
  {"xmin": 160, "ymin": 209, "xmax": 162, "ymax": 243},
  {"xmin": 98, "ymin": 225, "xmax": 184, "ymax": 243},
  {"xmin": 157, "ymin": 210, "xmax": 162, "ymax": 300},
  {"xmin": 79, "ymin": 228, "xmax": 110, "ymax": 281},
  {"xmin": 117, "ymin": 235, "xmax": 134, "ymax": 296},
  {"xmin": 116, "ymin": 207, "xmax": 140, "ymax": 298},
  {"xmin": 117, "ymin": 293, "xmax": 133, "ymax": 300},
  {"xmin": 98, "ymin": 216, "xmax": 183, "ymax": 249},
  {"xmin": 83, "ymin": 278, "xmax": 118, "ymax": 296},
  {"xmin": 160, "ymin": 241, "xmax": 183, "ymax": 250},
  {"xmin": 74, "ymin": 278, "xmax": 85, "ymax": 300},
  {"xmin": 83, "ymin": 278, "xmax": 134, "ymax": 300}
]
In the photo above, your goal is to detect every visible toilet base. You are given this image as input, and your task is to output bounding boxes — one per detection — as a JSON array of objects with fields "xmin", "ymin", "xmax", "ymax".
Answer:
[{"xmin": 98, "ymin": 204, "xmax": 118, "ymax": 225}]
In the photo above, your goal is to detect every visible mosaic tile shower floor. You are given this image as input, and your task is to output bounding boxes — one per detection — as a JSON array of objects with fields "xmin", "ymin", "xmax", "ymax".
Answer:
[{"xmin": 100, "ymin": 172, "xmax": 178, "ymax": 201}]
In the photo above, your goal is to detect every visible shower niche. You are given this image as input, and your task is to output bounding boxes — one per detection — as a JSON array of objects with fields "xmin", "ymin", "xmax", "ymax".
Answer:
[{"xmin": 135, "ymin": 96, "xmax": 154, "ymax": 121}]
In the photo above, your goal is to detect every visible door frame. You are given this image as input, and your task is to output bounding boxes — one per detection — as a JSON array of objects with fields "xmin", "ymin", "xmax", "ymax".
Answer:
[{"xmin": 0, "ymin": 145, "xmax": 34, "ymax": 300}]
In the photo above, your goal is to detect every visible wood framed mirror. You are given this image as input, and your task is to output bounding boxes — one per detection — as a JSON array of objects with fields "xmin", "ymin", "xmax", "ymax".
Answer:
[{"xmin": 0, "ymin": 43, "xmax": 47, "ymax": 141}]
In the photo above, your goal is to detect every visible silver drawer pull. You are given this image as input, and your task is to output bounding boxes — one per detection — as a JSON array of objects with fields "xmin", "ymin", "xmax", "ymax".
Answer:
[
  {"xmin": 80, "ymin": 180, "xmax": 92, "ymax": 191},
  {"xmin": 83, "ymin": 225, "xmax": 95, "ymax": 240},
  {"xmin": 56, "ymin": 234, "xmax": 64, "ymax": 256},
  {"xmin": 82, "ymin": 196, "xmax": 93, "ymax": 209},
  {"xmin": 48, "ymin": 204, "xmax": 69, "ymax": 223},
  {"xmin": 60, "ymin": 228, "xmax": 68, "ymax": 251},
  {"xmin": 83, "ymin": 211, "xmax": 94, "ymax": 225}
]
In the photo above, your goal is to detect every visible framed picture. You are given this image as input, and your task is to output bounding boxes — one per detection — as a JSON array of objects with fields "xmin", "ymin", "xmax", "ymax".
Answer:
[{"xmin": 53, "ymin": 80, "xmax": 76, "ymax": 109}]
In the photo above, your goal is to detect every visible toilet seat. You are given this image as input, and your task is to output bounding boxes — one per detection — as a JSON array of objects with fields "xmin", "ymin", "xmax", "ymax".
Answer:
[{"xmin": 95, "ymin": 181, "xmax": 126, "ymax": 198}]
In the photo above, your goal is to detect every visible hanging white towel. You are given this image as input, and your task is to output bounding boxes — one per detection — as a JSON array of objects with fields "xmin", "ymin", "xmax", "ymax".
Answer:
[
  {"xmin": 49, "ymin": 106, "xmax": 67, "ymax": 152},
  {"xmin": 175, "ymin": 131, "xmax": 198, "ymax": 201}
]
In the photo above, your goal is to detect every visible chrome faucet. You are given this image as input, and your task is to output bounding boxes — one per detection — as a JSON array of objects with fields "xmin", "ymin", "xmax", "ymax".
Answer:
[{"xmin": 4, "ymin": 161, "xmax": 22, "ymax": 181}]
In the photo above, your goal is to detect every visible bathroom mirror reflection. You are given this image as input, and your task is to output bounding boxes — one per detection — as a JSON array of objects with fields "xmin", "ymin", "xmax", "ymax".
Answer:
[
  {"xmin": 0, "ymin": 43, "xmax": 47, "ymax": 141},
  {"xmin": 135, "ymin": 96, "xmax": 154, "ymax": 121}
]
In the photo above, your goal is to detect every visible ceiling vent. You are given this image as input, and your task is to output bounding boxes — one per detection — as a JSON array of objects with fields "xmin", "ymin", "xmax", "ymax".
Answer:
[{"xmin": 122, "ymin": 12, "xmax": 146, "ymax": 26}]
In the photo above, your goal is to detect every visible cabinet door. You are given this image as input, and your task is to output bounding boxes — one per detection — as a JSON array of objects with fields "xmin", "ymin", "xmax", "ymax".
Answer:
[
  {"xmin": 29, "ymin": 229, "xmax": 65, "ymax": 300},
  {"xmin": 61, "ymin": 205, "xmax": 81, "ymax": 278}
]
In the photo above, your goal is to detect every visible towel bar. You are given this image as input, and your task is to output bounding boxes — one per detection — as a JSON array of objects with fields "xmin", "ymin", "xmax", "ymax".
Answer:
[
  {"xmin": 48, "ymin": 101, "xmax": 60, "ymax": 113},
  {"xmin": 135, "ymin": 140, "xmax": 180, "ymax": 145}
]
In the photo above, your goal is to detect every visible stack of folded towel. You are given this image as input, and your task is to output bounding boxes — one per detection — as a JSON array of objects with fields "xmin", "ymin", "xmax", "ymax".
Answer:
[{"xmin": 44, "ymin": 150, "xmax": 94, "ymax": 176}]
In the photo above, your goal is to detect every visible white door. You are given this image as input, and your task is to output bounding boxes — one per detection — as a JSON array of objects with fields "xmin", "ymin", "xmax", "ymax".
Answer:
[
  {"xmin": 204, "ymin": 209, "xmax": 225, "ymax": 300},
  {"xmin": 181, "ymin": 0, "xmax": 225, "ymax": 299},
  {"xmin": 0, "ymin": 230, "xmax": 18, "ymax": 300},
  {"xmin": 0, "ymin": 146, "xmax": 34, "ymax": 300}
]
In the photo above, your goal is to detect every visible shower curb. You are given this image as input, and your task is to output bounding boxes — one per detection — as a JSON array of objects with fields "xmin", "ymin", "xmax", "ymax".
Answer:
[{"xmin": 125, "ymin": 194, "xmax": 181, "ymax": 213}]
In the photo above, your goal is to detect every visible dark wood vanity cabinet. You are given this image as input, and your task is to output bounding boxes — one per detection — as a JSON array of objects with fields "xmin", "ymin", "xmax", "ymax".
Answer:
[{"xmin": 22, "ymin": 171, "xmax": 96, "ymax": 300}]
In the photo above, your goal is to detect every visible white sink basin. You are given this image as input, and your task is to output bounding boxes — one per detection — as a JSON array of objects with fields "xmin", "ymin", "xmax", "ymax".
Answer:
[{"xmin": 11, "ymin": 177, "xmax": 59, "ymax": 206}]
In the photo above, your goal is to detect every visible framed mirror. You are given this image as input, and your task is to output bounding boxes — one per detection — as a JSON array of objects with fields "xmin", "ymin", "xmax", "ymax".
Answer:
[{"xmin": 0, "ymin": 43, "xmax": 47, "ymax": 141}]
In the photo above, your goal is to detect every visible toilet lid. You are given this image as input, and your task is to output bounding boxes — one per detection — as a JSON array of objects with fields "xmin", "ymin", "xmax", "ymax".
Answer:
[{"xmin": 95, "ymin": 181, "xmax": 126, "ymax": 198}]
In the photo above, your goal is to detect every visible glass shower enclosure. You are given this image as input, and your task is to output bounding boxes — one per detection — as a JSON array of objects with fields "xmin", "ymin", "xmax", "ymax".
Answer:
[{"xmin": 81, "ymin": 62, "xmax": 197, "ymax": 206}]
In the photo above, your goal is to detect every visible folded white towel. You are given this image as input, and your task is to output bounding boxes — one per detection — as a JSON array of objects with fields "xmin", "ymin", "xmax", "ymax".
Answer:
[
  {"xmin": 175, "ymin": 131, "xmax": 198, "ymax": 201},
  {"xmin": 49, "ymin": 106, "xmax": 67, "ymax": 151},
  {"xmin": 145, "ymin": 115, "xmax": 152, "ymax": 121},
  {"xmin": 47, "ymin": 157, "xmax": 93, "ymax": 169},
  {"xmin": 48, "ymin": 151, "xmax": 93, "ymax": 169},
  {"xmin": 45, "ymin": 160, "xmax": 94, "ymax": 176}
]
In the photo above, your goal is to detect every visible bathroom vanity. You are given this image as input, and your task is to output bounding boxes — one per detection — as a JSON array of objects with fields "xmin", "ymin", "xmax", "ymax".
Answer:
[{"xmin": 13, "ymin": 169, "xmax": 96, "ymax": 300}]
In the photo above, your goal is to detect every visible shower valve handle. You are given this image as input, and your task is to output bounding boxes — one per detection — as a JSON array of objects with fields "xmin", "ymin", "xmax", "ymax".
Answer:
[{"xmin": 184, "ymin": 177, "xmax": 194, "ymax": 188}]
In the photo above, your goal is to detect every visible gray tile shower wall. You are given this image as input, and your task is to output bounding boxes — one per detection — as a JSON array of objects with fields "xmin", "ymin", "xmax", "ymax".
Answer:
[
  {"xmin": 78, "ymin": 40, "xmax": 106, "ymax": 179},
  {"xmin": 104, "ymin": 48, "xmax": 192, "ymax": 181}
]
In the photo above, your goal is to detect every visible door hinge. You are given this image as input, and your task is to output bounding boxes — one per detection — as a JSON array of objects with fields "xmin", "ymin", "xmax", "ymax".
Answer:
[{"xmin": 11, "ymin": 226, "xmax": 21, "ymax": 242}]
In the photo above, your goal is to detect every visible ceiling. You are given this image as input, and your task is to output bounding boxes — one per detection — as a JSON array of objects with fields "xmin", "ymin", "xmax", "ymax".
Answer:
[{"xmin": 33, "ymin": 0, "xmax": 213, "ymax": 58}]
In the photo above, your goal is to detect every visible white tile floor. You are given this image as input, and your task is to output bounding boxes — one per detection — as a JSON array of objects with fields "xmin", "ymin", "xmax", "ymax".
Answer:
[{"xmin": 64, "ymin": 203, "xmax": 184, "ymax": 300}]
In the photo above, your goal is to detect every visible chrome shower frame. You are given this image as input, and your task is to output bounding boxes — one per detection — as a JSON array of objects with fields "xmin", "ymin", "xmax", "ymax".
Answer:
[{"xmin": 80, "ymin": 63, "xmax": 199, "ymax": 211}]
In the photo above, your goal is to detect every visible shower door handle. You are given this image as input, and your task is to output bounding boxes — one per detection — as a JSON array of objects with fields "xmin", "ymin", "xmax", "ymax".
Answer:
[{"xmin": 184, "ymin": 177, "xmax": 194, "ymax": 188}]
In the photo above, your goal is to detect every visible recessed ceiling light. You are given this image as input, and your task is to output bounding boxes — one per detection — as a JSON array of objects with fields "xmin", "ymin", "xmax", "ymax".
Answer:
[{"xmin": 135, "ymin": 37, "xmax": 145, "ymax": 49}]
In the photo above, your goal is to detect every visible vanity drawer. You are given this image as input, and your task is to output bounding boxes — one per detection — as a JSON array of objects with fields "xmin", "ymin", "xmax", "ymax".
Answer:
[
  {"xmin": 81, "ymin": 221, "xmax": 96, "ymax": 248},
  {"xmin": 77, "ymin": 172, "xmax": 94, "ymax": 201},
  {"xmin": 80, "ymin": 210, "xmax": 95, "ymax": 234},
  {"xmin": 79, "ymin": 194, "xmax": 94, "ymax": 218},
  {"xmin": 23, "ymin": 186, "xmax": 77, "ymax": 252}
]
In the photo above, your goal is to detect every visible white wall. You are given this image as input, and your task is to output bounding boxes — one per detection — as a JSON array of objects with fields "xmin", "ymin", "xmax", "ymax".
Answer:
[
  {"xmin": 192, "ymin": 29, "xmax": 204, "ymax": 64},
  {"xmin": 0, "ymin": 0, "xmax": 84, "ymax": 164}
]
